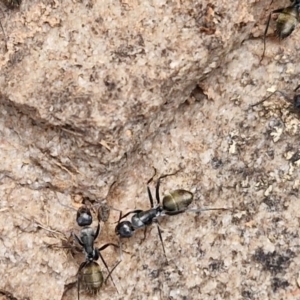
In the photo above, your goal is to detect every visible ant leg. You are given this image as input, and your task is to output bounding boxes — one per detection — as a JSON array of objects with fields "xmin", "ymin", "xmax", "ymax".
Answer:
[
  {"xmin": 261, "ymin": 11, "xmax": 273, "ymax": 62},
  {"xmin": 119, "ymin": 209, "xmax": 143, "ymax": 221},
  {"xmin": 98, "ymin": 251, "xmax": 118, "ymax": 293},
  {"xmin": 261, "ymin": 8, "xmax": 287, "ymax": 62},
  {"xmin": 77, "ymin": 261, "xmax": 87, "ymax": 300},
  {"xmin": 250, "ymin": 90, "xmax": 291, "ymax": 108},
  {"xmin": 146, "ymin": 168, "xmax": 181, "ymax": 207},
  {"xmin": 98, "ymin": 242, "xmax": 120, "ymax": 252},
  {"xmin": 104, "ymin": 258, "xmax": 122, "ymax": 288},
  {"xmin": 154, "ymin": 219, "xmax": 167, "ymax": 261},
  {"xmin": 117, "ymin": 210, "xmax": 122, "ymax": 223},
  {"xmin": 0, "ymin": 9, "xmax": 7, "ymax": 51},
  {"xmin": 155, "ymin": 169, "xmax": 182, "ymax": 205},
  {"xmin": 114, "ymin": 208, "xmax": 140, "ymax": 224},
  {"xmin": 155, "ymin": 180, "xmax": 160, "ymax": 205},
  {"xmin": 147, "ymin": 185, "xmax": 155, "ymax": 208},
  {"xmin": 146, "ymin": 167, "xmax": 157, "ymax": 207},
  {"xmin": 73, "ymin": 233, "xmax": 84, "ymax": 247},
  {"xmin": 94, "ymin": 223, "xmax": 100, "ymax": 240},
  {"xmin": 146, "ymin": 167, "xmax": 157, "ymax": 185},
  {"xmin": 140, "ymin": 226, "xmax": 148, "ymax": 243},
  {"xmin": 98, "ymin": 243, "xmax": 121, "ymax": 291},
  {"xmin": 294, "ymin": 85, "xmax": 300, "ymax": 92}
]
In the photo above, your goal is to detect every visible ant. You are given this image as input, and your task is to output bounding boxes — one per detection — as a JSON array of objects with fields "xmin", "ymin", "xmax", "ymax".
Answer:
[
  {"xmin": 51, "ymin": 195, "xmax": 122, "ymax": 299},
  {"xmin": 115, "ymin": 169, "xmax": 230, "ymax": 258},
  {"xmin": 250, "ymin": 84, "xmax": 300, "ymax": 110},
  {"xmin": 261, "ymin": 0, "xmax": 300, "ymax": 61},
  {"xmin": 63, "ymin": 201, "xmax": 120, "ymax": 300}
]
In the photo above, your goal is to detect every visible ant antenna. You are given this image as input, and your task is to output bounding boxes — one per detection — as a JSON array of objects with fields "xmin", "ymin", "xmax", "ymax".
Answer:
[{"xmin": 56, "ymin": 195, "xmax": 77, "ymax": 212}]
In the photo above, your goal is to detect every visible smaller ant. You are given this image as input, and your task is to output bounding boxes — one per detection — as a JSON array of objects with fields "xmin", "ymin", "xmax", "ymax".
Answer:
[{"xmin": 74, "ymin": 204, "xmax": 120, "ymax": 300}]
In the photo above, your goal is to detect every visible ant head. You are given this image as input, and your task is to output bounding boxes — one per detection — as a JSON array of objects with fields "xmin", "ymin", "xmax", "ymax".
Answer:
[
  {"xmin": 115, "ymin": 221, "xmax": 135, "ymax": 238},
  {"xmin": 77, "ymin": 206, "xmax": 93, "ymax": 227},
  {"xmin": 293, "ymin": 95, "xmax": 300, "ymax": 110}
]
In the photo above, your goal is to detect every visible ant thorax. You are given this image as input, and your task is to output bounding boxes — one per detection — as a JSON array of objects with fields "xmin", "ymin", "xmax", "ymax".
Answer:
[{"xmin": 131, "ymin": 207, "xmax": 161, "ymax": 228}]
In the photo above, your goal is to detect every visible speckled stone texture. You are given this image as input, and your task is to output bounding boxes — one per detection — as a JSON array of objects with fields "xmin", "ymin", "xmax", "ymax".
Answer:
[{"xmin": 1, "ymin": 0, "xmax": 300, "ymax": 299}]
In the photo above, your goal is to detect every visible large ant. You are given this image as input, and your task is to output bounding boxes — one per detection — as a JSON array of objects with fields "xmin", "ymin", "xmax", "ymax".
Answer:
[{"xmin": 115, "ymin": 170, "xmax": 229, "ymax": 257}]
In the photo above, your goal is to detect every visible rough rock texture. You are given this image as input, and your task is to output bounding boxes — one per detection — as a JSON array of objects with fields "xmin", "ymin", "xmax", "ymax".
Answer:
[{"xmin": 1, "ymin": 0, "xmax": 300, "ymax": 299}]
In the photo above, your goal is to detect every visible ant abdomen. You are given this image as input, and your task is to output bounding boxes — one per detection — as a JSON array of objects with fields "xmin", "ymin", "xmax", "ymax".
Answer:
[
  {"xmin": 163, "ymin": 189, "xmax": 193, "ymax": 212},
  {"xmin": 80, "ymin": 261, "xmax": 104, "ymax": 293},
  {"xmin": 276, "ymin": 6, "xmax": 299, "ymax": 39}
]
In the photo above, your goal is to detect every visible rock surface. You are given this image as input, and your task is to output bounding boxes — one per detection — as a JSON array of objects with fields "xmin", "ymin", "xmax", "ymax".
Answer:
[{"xmin": 1, "ymin": 0, "xmax": 300, "ymax": 299}]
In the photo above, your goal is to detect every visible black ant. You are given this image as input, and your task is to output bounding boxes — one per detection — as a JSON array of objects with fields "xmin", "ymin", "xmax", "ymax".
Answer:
[
  {"xmin": 55, "ymin": 198, "xmax": 121, "ymax": 300},
  {"xmin": 115, "ymin": 170, "xmax": 230, "ymax": 258},
  {"xmin": 74, "ymin": 204, "xmax": 121, "ymax": 300},
  {"xmin": 261, "ymin": 0, "xmax": 300, "ymax": 61}
]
